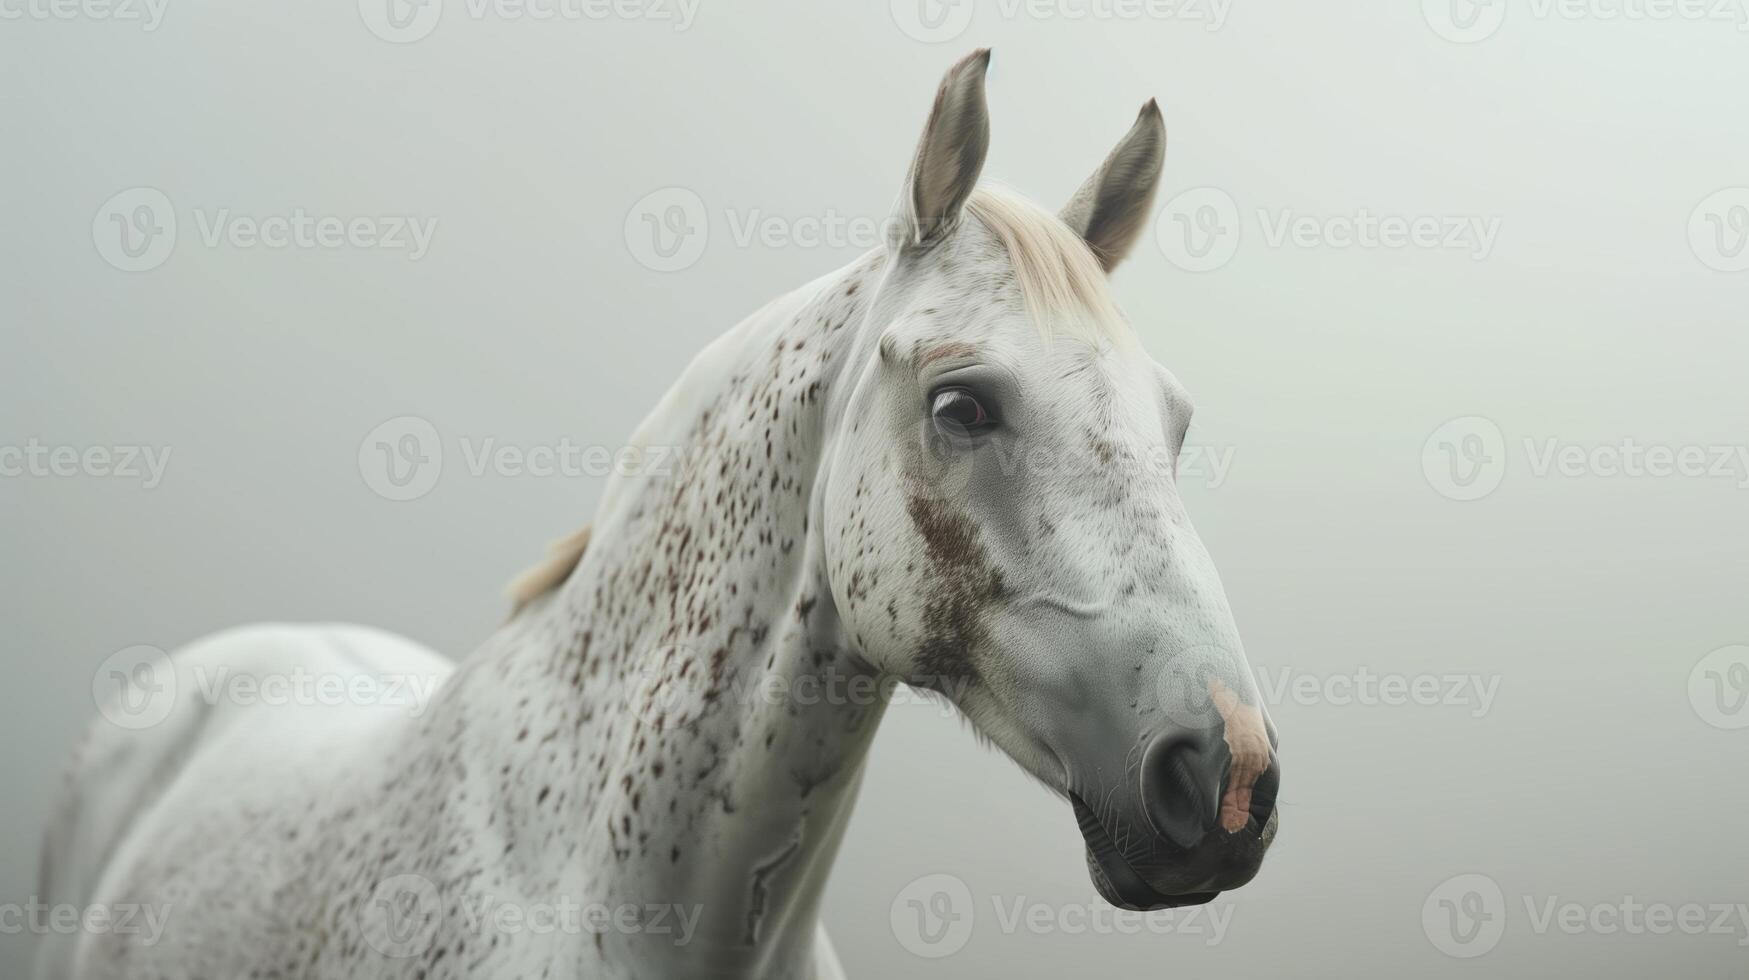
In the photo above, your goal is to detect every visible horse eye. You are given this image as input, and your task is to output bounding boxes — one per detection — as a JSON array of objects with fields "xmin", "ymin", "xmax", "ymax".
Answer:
[{"xmin": 930, "ymin": 387, "xmax": 995, "ymax": 436}]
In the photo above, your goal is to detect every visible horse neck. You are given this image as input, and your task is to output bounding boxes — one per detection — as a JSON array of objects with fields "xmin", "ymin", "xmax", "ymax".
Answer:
[{"xmin": 470, "ymin": 248, "xmax": 888, "ymax": 972}]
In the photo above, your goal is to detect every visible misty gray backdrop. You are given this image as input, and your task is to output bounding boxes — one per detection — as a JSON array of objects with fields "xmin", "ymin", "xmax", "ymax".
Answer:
[{"xmin": 5, "ymin": 1, "xmax": 1748, "ymax": 976}]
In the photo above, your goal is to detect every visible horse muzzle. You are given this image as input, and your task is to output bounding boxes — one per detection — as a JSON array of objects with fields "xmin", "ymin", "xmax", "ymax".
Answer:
[{"xmin": 1069, "ymin": 727, "xmax": 1281, "ymax": 911}]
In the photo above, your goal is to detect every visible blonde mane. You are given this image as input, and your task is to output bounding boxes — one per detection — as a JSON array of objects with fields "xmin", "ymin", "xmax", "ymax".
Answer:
[{"xmin": 505, "ymin": 523, "xmax": 592, "ymax": 617}]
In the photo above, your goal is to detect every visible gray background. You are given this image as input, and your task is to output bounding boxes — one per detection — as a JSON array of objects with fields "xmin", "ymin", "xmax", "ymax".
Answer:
[{"xmin": 5, "ymin": 0, "xmax": 1748, "ymax": 976}]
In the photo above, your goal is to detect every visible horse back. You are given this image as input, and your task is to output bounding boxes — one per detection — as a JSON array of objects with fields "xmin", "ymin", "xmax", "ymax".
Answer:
[{"xmin": 36, "ymin": 623, "xmax": 451, "ymax": 980}]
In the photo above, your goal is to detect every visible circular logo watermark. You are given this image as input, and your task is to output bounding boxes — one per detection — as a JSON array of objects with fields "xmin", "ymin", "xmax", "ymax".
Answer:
[
  {"xmin": 1422, "ymin": 0, "xmax": 1507, "ymax": 43},
  {"xmin": 631, "ymin": 645, "xmax": 701, "ymax": 721},
  {"xmin": 92, "ymin": 645, "xmax": 178, "ymax": 730},
  {"xmin": 359, "ymin": 0, "xmax": 443, "ymax": 42},
  {"xmin": 1422, "ymin": 416, "xmax": 1506, "ymax": 501},
  {"xmin": 905, "ymin": 416, "xmax": 977, "ymax": 502},
  {"xmin": 890, "ymin": 872, "xmax": 974, "ymax": 959},
  {"xmin": 1156, "ymin": 187, "xmax": 1241, "ymax": 272},
  {"xmin": 1689, "ymin": 645, "xmax": 1749, "ymax": 730},
  {"xmin": 1687, "ymin": 188, "xmax": 1749, "ymax": 273},
  {"xmin": 94, "ymin": 187, "xmax": 177, "ymax": 273},
  {"xmin": 624, "ymin": 187, "xmax": 708, "ymax": 272},
  {"xmin": 360, "ymin": 873, "xmax": 443, "ymax": 958},
  {"xmin": 1422, "ymin": 872, "xmax": 1506, "ymax": 957},
  {"xmin": 1153, "ymin": 652, "xmax": 1238, "ymax": 732},
  {"xmin": 889, "ymin": 0, "xmax": 975, "ymax": 42},
  {"xmin": 359, "ymin": 416, "xmax": 443, "ymax": 501}
]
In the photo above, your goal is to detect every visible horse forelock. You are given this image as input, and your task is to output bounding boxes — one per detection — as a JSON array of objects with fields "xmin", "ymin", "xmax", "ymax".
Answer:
[{"xmin": 962, "ymin": 184, "xmax": 1132, "ymax": 345}]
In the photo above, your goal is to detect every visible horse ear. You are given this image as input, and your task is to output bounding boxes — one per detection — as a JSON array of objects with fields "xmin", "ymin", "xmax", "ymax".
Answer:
[
  {"xmin": 893, "ymin": 48, "xmax": 992, "ymax": 249},
  {"xmin": 1060, "ymin": 99, "xmax": 1166, "ymax": 272}
]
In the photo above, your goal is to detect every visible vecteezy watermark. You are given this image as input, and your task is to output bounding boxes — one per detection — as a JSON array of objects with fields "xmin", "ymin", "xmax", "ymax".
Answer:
[
  {"xmin": 93, "ymin": 187, "xmax": 438, "ymax": 272},
  {"xmin": 1689, "ymin": 645, "xmax": 1749, "ymax": 730},
  {"xmin": 91, "ymin": 644, "xmax": 446, "ymax": 730},
  {"xmin": 624, "ymin": 184, "xmax": 1485, "ymax": 278},
  {"xmin": 1422, "ymin": 416, "xmax": 1749, "ymax": 501},
  {"xmin": 623, "ymin": 189, "xmax": 915, "ymax": 272},
  {"xmin": 0, "ymin": 900, "xmax": 173, "ymax": 946},
  {"xmin": 1423, "ymin": 873, "xmax": 1749, "ymax": 957},
  {"xmin": 1688, "ymin": 188, "xmax": 1749, "ymax": 273},
  {"xmin": 1514, "ymin": 435, "xmax": 1749, "ymax": 486},
  {"xmin": 888, "ymin": 871, "xmax": 1231, "ymax": 959},
  {"xmin": 888, "ymin": 0, "xmax": 1230, "ymax": 43},
  {"xmin": 0, "ymin": 0, "xmax": 169, "ymax": 29},
  {"xmin": 629, "ymin": 650, "xmax": 980, "ymax": 725},
  {"xmin": 1155, "ymin": 187, "xmax": 1503, "ymax": 272},
  {"xmin": 1423, "ymin": 0, "xmax": 1749, "ymax": 44},
  {"xmin": 0, "ymin": 438, "xmax": 172, "ymax": 489},
  {"xmin": 359, "ymin": 874, "xmax": 702, "ymax": 958},
  {"xmin": 1155, "ymin": 657, "xmax": 1501, "ymax": 729},
  {"xmin": 889, "ymin": 872, "xmax": 1232, "ymax": 959},
  {"xmin": 358, "ymin": 0, "xmax": 699, "ymax": 43},
  {"xmin": 1252, "ymin": 665, "xmax": 1501, "ymax": 718},
  {"xmin": 357, "ymin": 415, "xmax": 715, "ymax": 502}
]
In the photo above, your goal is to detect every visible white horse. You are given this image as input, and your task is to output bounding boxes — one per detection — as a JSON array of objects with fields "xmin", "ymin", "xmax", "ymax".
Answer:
[{"xmin": 38, "ymin": 49, "xmax": 1281, "ymax": 980}]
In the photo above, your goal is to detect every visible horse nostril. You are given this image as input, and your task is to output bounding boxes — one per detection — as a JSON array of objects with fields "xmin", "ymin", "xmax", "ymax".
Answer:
[{"xmin": 1140, "ymin": 730, "xmax": 1230, "ymax": 851}]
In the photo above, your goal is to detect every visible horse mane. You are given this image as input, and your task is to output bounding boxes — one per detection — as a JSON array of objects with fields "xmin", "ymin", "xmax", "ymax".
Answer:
[{"xmin": 505, "ymin": 523, "xmax": 592, "ymax": 617}]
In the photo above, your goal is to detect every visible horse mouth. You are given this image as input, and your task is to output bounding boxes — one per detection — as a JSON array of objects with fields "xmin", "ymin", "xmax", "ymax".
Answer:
[{"xmin": 1070, "ymin": 794, "xmax": 1222, "ymax": 911}]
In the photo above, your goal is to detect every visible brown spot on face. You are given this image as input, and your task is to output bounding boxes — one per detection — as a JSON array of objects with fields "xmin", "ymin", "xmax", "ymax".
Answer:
[{"xmin": 904, "ymin": 490, "xmax": 1004, "ymax": 684}]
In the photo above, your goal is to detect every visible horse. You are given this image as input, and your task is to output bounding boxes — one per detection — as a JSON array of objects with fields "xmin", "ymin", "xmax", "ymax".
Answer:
[{"xmin": 37, "ymin": 49, "xmax": 1281, "ymax": 980}]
